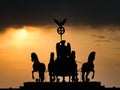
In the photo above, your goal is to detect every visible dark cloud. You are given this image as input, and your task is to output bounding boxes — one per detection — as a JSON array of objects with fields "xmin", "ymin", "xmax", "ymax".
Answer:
[
  {"xmin": 92, "ymin": 35, "xmax": 111, "ymax": 43},
  {"xmin": 1, "ymin": 0, "xmax": 120, "ymax": 32}
]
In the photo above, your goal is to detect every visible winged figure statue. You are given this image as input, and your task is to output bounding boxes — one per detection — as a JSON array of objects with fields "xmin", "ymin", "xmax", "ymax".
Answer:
[{"xmin": 54, "ymin": 18, "xmax": 67, "ymax": 27}]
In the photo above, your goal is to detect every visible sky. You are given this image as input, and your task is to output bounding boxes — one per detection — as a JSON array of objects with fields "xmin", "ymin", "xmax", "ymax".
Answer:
[{"xmin": 0, "ymin": 0, "xmax": 120, "ymax": 88}]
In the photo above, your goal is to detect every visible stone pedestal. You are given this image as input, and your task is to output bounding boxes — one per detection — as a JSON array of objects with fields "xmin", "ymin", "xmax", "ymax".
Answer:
[{"xmin": 20, "ymin": 81, "xmax": 105, "ymax": 90}]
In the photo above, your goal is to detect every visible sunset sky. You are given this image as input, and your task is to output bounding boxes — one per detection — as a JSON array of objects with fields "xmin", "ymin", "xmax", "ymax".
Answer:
[{"xmin": 0, "ymin": 0, "xmax": 120, "ymax": 88}]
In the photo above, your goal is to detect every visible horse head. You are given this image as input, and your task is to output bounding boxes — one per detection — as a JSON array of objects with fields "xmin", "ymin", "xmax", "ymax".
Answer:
[
  {"xmin": 31, "ymin": 52, "xmax": 39, "ymax": 62},
  {"xmin": 88, "ymin": 51, "xmax": 96, "ymax": 63}
]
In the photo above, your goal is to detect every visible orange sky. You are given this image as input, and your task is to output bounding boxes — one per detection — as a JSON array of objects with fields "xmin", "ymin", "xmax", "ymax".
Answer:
[{"xmin": 0, "ymin": 25, "xmax": 120, "ymax": 88}]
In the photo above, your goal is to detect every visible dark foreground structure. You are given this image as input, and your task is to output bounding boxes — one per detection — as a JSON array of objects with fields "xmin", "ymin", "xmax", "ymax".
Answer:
[
  {"xmin": 0, "ymin": 82, "xmax": 120, "ymax": 90},
  {"xmin": 20, "ymin": 82, "xmax": 104, "ymax": 90},
  {"xmin": 19, "ymin": 82, "xmax": 120, "ymax": 90}
]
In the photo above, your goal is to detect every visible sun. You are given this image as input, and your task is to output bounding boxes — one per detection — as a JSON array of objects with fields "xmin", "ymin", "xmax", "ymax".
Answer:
[
  {"xmin": 17, "ymin": 29, "xmax": 28, "ymax": 39},
  {"xmin": 11, "ymin": 28, "xmax": 29, "ymax": 46}
]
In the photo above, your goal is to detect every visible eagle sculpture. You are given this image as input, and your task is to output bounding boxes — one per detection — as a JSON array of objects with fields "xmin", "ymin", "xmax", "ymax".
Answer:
[{"xmin": 54, "ymin": 18, "xmax": 67, "ymax": 27}]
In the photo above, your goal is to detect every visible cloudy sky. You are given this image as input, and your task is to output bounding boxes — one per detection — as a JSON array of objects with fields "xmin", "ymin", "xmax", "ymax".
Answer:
[
  {"xmin": 1, "ymin": 0, "xmax": 120, "ymax": 29},
  {"xmin": 0, "ymin": 0, "xmax": 120, "ymax": 88}
]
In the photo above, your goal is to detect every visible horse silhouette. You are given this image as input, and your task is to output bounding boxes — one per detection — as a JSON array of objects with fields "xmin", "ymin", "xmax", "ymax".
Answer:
[
  {"xmin": 48, "ymin": 40, "xmax": 78, "ymax": 82},
  {"xmin": 48, "ymin": 52, "xmax": 55, "ymax": 82},
  {"xmin": 81, "ymin": 51, "xmax": 96, "ymax": 82},
  {"xmin": 31, "ymin": 52, "xmax": 46, "ymax": 82}
]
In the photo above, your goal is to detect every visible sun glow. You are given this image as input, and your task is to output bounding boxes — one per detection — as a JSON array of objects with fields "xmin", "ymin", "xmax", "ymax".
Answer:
[
  {"xmin": 15, "ymin": 29, "xmax": 28, "ymax": 39},
  {"xmin": 10, "ymin": 28, "xmax": 29, "ymax": 46},
  {"xmin": 6, "ymin": 26, "xmax": 52, "ymax": 47}
]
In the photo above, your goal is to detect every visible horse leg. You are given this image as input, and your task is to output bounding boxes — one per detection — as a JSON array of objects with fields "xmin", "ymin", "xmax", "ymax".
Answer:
[
  {"xmin": 62, "ymin": 76, "xmax": 65, "ymax": 82},
  {"xmin": 39, "ymin": 72, "xmax": 44, "ymax": 82},
  {"xmin": 49, "ymin": 72, "xmax": 52, "ymax": 82},
  {"xmin": 50, "ymin": 74, "xmax": 53, "ymax": 82},
  {"xmin": 82, "ymin": 71, "xmax": 85, "ymax": 82},
  {"xmin": 86, "ymin": 71, "xmax": 90, "ymax": 82},
  {"xmin": 52, "ymin": 74, "xmax": 55, "ymax": 81},
  {"xmin": 56, "ymin": 76, "xmax": 60, "ymax": 82},
  {"xmin": 75, "ymin": 72, "xmax": 78, "ymax": 82},
  {"xmin": 92, "ymin": 70, "xmax": 95, "ymax": 79},
  {"xmin": 38, "ymin": 72, "xmax": 41, "ymax": 82},
  {"xmin": 72, "ymin": 74, "xmax": 75, "ymax": 82},
  {"xmin": 69, "ymin": 75, "xmax": 71, "ymax": 82},
  {"xmin": 49, "ymin": 72, "xmax": 55, "ymax": 82},
  {"xmin": 41, "ymin": 73, "xmax": 44, "ymax": 82},
  {"xmin": 32, "ymin": 70, "xmax": 35, "ymax": 79}
]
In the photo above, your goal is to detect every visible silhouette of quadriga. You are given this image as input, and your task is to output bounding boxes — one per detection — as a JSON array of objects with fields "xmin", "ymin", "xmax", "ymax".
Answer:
[
  {"xmin": 81, "ymin": 51, "xmax": 96, "ymax": 82},
  {"xmin": 48, "ymin": 40, "xmax": 78, "ymax": 82},
  {"xmin": 31, "ymin": 52, "xmax": 46, "ymax": 82},
  {"xmin": 48, "ymin": 18, "xmax": 78, "ymax": 82}
]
